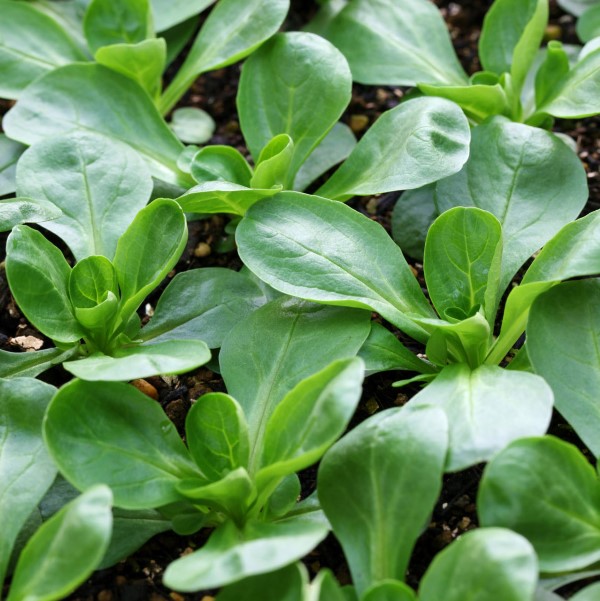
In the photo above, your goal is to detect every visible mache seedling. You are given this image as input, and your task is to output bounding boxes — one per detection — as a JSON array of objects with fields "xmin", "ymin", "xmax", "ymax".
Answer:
[
  {"xmin": 43, "ymin": 297, "xmax": 370, "ymax": 591},
  {"xmin": 237, "ymin": 193, "xmax": 600, "ymax": 469},
  {"xmin": 311, "ymin": 0, "xmax": 600, "ymax": 127}
]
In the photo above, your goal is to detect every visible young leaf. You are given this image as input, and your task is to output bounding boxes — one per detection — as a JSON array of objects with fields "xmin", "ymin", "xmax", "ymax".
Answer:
[
  {"xmin": 391, "ymin": 185, "xmax": 439, "ymax": 261},
  {"xmin": 6, "ymin": 486, "xmax": 113, "ymax": 601},
  {"xmin": 479, "ymin": 0, "xmax": 548, "ymax": 93},
  {"xmin": 571, "ymin": 583, "xmax": 600, "ymax": 601},
  {"xmin": 95, "ymin": 39, "xmax": 166, "ymax": 99},
  {"xmin": 83, "ymin": 0, "xmax": 152, "ymax": 53},
  {"xmin": 362, "ymin": 582, "xmax": 417, "ymax": 601},
  {"xmin": 309, "ymin": 0, "xmax": 467, "ymax": 86},
  {"xmin": 0, "ymin": 378, "xmax": 57, "ymax": 586},
  {"xmin": 169, "ymin": 107, "xmax": 216, "ymax": 145},
  {"xmin": 190, "ymin": 146, "xmax": 253, "ymax": 186},
  {"xmin": 315, "ymin": 98, "xmax": 470, "ymax": 201},
  {"xmin": 219, "ymin": 297, "xmax": 371, "ymax": 470},
  {"xmin": 139, "ymin": 268, "xmax": 267, "ymax": 349},
  {"xmin": 237, "ymin": 192, "xmax": 435, "ymax": 342},
  {"xmin": 6, "ymin": 226, "xmax": 83, "ymax": 343},
  {"xmin": 17, "ymin": 132, "xmax": 152, "ymax": 261},
  {"xmin": 251, "ymin": 135, "xmax": 295, "ymax": 190},
  {"xmin": 44, "ymin": 379, "xmax": 201, "ymax": 509},
  {"xmin": 63, "ymin": 340, "xmax": 211, "ymax": 381},
  {"xmin": 537, "ymin": 47, "xmax": 600, "ymax": 118},
  {"xmin": 293, "ymin": 122, "xmax": 356, "ymax": 192},
  {"xmin": 176, "ymin": 182, "xmax": 281, "ymax": 216},
  {"xmin": 256, "ymin": 358, "xmax": 365, "ymax": 489},
  {"xmin": 535, "ymin": 41, "xmax": 571, "ymax": 107},
  {"xmin": 0, "ymin": 135, "xmax": 26, "ymax": 196},
  {"xmin": 186, "ymin": 393, "xmax": 250, "ymax": 482},
  {"xmin": 419, "ymin": 529, "xmax": 538, "ymax": 601},
  {"xmin": 424, "ymin": 207, "xmax": 503, "ymax": 323},
  {"xmin": 479, "ymin": 437, "xmax": 600, "ymax": 573},
  {"xmin": 408, "ymin": 364, "xmax": 553, "ymax": 471},
  {"xmin": 237, "ymin": 32, "xmax": 352, "ymax": 183},
  {"xmin": 217, "ymin": 564, "xmax": 307, "ymax": 601},
  {"xmin": 113, "ymin": 199, "xmax": 187, "ymax": 322},
  {"xmin": 163, "ymin": 513, "xmax": 328, "ymax": 591},
  {"xmin": 435, "ymin": 117, "xmax": 588, "ymax": 292},
  {"xmin": 318, "ymin": 406, "xmax": 448, "ymax": 595},
  {"xmin": 0, "ymin": 0, "xmax": 87, "ymax": 99},
  {"xmin": 4, "ymin": 64, "xmax": 190, "ymax": 186},
  {"xmin": 69, "ymin": 256, "xmax": 119, "ymax": 309},
  {"xmin": 159, "ymin": 0, "xmax": 290, "ymax": 114},
  {"xmin": 0, "ymin": 198, "xmax": 61, "ymax": 233},
  {"xmin": 528, "ymin": 280, "xmax": 600, "ymax": 456}
]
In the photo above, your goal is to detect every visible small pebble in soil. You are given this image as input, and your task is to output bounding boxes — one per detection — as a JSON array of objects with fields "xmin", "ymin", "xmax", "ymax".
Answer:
[
  {"xmin": 349, "ymin": 114, "xmax": 369, "ymax": 133},
  {"xmin": 130, "ymin": 379, "xmax": 159, "ymax": 400},
  {"xmin": 194, "ymin": 242, "xmax": 212, "ymax": 258}
]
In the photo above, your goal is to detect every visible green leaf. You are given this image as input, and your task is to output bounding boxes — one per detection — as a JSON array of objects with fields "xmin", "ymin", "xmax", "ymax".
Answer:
[
  {"xmin": 418, "ymin": 81, "xmax": 510, "ymax": 123},
  {"xmin": 571, "ymin": 583, "xmax": 600, "ymax": 601},
  {"xmin": 113, "ymin": 199, "xmax": 187, "ymax": 322},
  {"xmin": 150, "ymin": 0, "xmax": 215, "ymax": 32},
  {"xmin": 312, "ymin": 570, "xmax": 353, "ymax": 601},
  {"xmin": 64, "ymin": 340, "xmax": 211, "ymax": 381},
  {"xmin": 163, "ymin": 513, "xmax": 328, "ymax": 591},
  {"xmin": 293, "ymin": 122, "xmax": 356, "ymax": 192},
  {"xmin": 318, "ymin": 406, "xmax": 448, "ymax": 595},
  {"xmin": 236, "ymin": 192, "xmax": 435, "ymax": 342},
  {"xmin": 419, "ymin": 528, "xmax": 538, "ymax": 601},
  {"xmin": 0, "ymin": 198, "xmax": 61, "ymax": 233},
  {"xmin": 487, "ymin": 209, "xmax": 600, "ymax": 365},
  {"xmin": 162, "ymin": 17, "xmax": 198, "ymax": 65},
  {"xmin": 424, "ymin": 207, "xmax": 503, "ymax": 323},
  {"xmin": 251, "ymin": 135, "xmax": 295, "ymax": 190},
  {"xmin": 358, "ymin": 322, "xmax": 437, "ymax": 377},
  {"xmin": 83, "ymin": 0, "xmax": 152, "ymax": 53},
  {"xmin": 0, "ymin": 378, "xmax": 57, "ymax": 586},
  {"xmin": 256, "ymin": 358, "xmax": 364, "ymax": 490},
  {"xmin": 557, "ymin": 0, "xmax": 596, "ymax": 16},
  {"xmin": 528, "ymin": 280, "xmax": 600, "ymax": 456},
  {"xmin": 309, "ymin": 0, "xmax": 467, "ymax": 86},
  {"xmin": 479, "ymin": 437, "xmax": 600, "ymax": 573},
  {"xmin": 190, "ymin": 146, "xmax": 253, "ymax": 185},
  {"xmin": 217, "ymin": 564, "xmax": 306, "ymax": 601},
  {"xmin": 537, "ymin": 47, "xmax": 600, "ymax": 118},
  {"xmin": 95, "ymin": 38, "xmax": 166, "ymax": 99},
  {"xmin": 408, "ymin": 364, "xmax": 553, "ymax": 471},
  {"xmin": 170, "ymin": 107, "xmax": 216, "ymax": 145},
  {"xmin": 435, "ymin": 117, "xmax": 588, "ymax": 292},
  {"xmin": 4, "ymin": 64, "xmax": 190, "ymax": 186},
  {"xmin": 479, "ymin": 0, "xmax": 548, "ymax": 93},
  {"xmin": 69, "ymin": 256, "xmax": 118, "ymax": 309},
  {"xmin": 139, "ymin": 267, "xmax": 266, "ymax": 349},
  {"xmin": 263, "ymin": 475, "xmax": 301, "ymax": 520},
  {"xmin": 159, "ymin": 0, "xmax": 289, "ymax": 114},
  {"xmin": 17, "ymin": 132, "xmax": 152, "ymax": 261},
  {"xmin": 186, "ymin": 393, "xmax": 250, "ymax": 481},
  {"xmin": 7, "ymin": 486, "xmax": 113, "ymax": 601},
  {"xmin": 176, "ymin": 182, "xmax": 281, "ymax": 216},
  {"xmin": 6, "ymin": 226, "xmax": 83, "ymax": 343},
  {"xmin": 0, "ymin": 135, "xmax": 26, "ymax": 196},
  {"xmin": 237, "ymin": 32, "xmax": 351, "ymax": 183},
  {"xmin": 0, "ymin": 0, "xmax": 87, "ymax": 99},
  {"xmin": 219, "ymin": 297, "xmax": 371, "ymax": 471},
  {"xmin": 535, "ymin": 41, "xmax": 571, "ymax": 108},
  {"xmin": 315, "ymin": 98, "xmax": 470, "ymax": 201},
  {"xmin": 577, "ymin": 5, "xmax": 600, "ymax": 41},
  {"xmin": 44, "ymin": 379, "xmax": 201, "ymax": 508},
  {"xmin": 0, "ymin": 347, "xmax": 78, "ymax": 379},
  {"xmin": 362, "ymin": 582, "xmax": 417, "ymax": 601},
  {"xmin": 391, "ymin": 185, "xmax": 438, "ymax": 262}
]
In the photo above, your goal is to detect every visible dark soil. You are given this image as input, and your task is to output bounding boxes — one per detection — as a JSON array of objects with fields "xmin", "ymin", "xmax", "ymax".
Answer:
[{"xmin": 1, "ymin": 1, "xmax": 599, "ymax": 599}]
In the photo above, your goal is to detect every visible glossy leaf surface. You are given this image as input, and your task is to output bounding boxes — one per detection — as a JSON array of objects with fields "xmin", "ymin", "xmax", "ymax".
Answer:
[
  {"xmin": 319, "ymin": 407, "xmax": 448, "ymax": 595},
  {"xmin": 0, "ymin": 198, "xmax": 61, "ymax": 233},
  {"xmin": 44, "ymin": 379, "xmax": 201, "ymax": 508},
  {"xmin": 17, "ymin": 132, "xmax": 152, "ymax": 261}
]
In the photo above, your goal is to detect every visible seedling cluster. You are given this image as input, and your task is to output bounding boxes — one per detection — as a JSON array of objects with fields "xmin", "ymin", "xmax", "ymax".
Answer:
[{"xmin": 1, "ymin": 0, "xmax": 599, "ymax": 599}]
